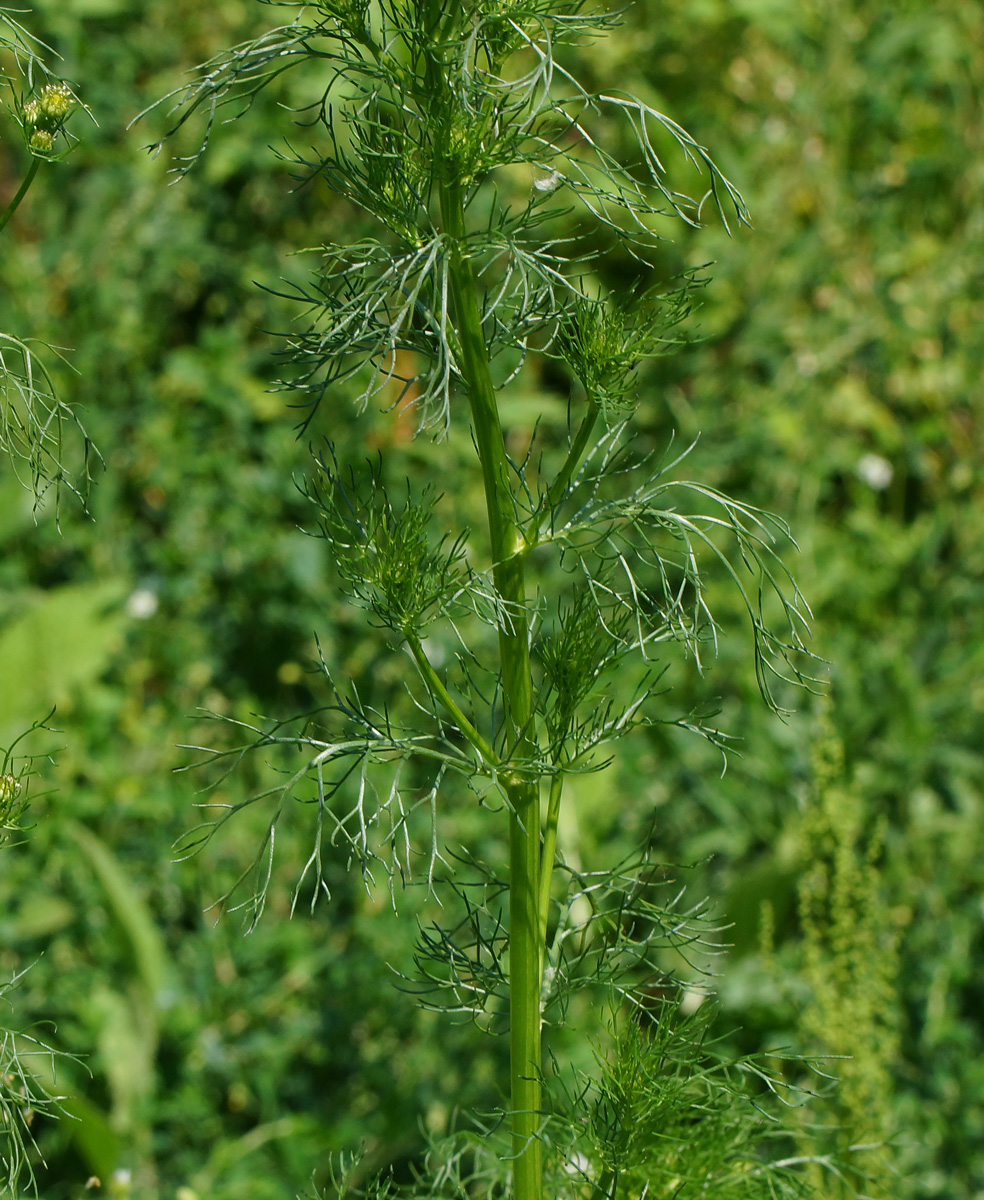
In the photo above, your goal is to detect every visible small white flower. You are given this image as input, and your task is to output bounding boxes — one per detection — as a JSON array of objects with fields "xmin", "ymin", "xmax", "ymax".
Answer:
[
  {"xmin": 856, "ymin": 453, "xmax": 893, "ymax": 491},
  {"xmin": 533, "ymin": 169, "xmax": 562, "ymax": 193},
  {"xmin": 126, "ymin": 588, "xmax": 159, "ymax": 619}
]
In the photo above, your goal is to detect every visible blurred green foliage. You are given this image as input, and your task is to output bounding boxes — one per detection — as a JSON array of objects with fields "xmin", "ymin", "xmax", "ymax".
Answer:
[{"xmin": 0, "ymin": 0, "xmax": 980, "ymax": 1196}]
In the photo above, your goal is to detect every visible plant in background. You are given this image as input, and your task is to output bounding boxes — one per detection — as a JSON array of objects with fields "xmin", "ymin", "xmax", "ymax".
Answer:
[
  {"xmin": 0, "ymin": 8, "xmax": 94, "ymax": 514},
  {"xmin": 145, "ymin": 0, "xmax": 818, "ymax": 1195},
  {"xmin": 0, "ymin": 13, "xmax": 91, "ymax": 1192},
  {"xmin": 792, "ymin": 718, "xmax": 902, "ymax": 1197},
  {"xmin": 0, "ymin": 716, "xmax": 67, "ymax": 1196}
]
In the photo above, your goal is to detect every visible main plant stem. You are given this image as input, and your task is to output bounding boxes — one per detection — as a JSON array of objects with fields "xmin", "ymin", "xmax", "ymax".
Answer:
[
  {"xmin": 0, "ymin": 158, "xmax": 40, "ymax": 236},
  {"xmin": 440, "ymin": 179, "xmax": 543, "ymax": 1200}
]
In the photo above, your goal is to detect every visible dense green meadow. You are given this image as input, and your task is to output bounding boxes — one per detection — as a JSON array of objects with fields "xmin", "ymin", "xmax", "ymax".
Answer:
[{"xmin": 1, "ymin": 0, "xmax": 982, "ymax": 1196}]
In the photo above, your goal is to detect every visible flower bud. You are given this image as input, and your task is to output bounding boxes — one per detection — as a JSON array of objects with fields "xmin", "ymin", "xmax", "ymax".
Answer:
[
  {"xmin": 40, "ymin": 83, "xmax": 74, "ymax": 121},
  {"xmin": 0, "ymin": 773, "xmax": 21, "ymax": 817},
  {"xmin": 22, "ymin": 98, "xmax": 41, "ymax": 127},
  {"xmin": 30, "ymin": 128, "xmax": 55, "ymax": 153}
]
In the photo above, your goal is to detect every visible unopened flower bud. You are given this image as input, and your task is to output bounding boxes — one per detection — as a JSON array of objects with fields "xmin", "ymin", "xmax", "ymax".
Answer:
[
  {"xmin": 40, "ymin": 83, "xmax": 74, "ymax": 121},
  {"xmin": 0, "ymin": 773, "xmax": 21, "ymax": 816},
  {"xmin": 30, "ymin": 128, "xmax": 55, "ymax": 152},
  {"xmin": 22, "ymin": 98, "xmax": 41, "ymax": 127}
]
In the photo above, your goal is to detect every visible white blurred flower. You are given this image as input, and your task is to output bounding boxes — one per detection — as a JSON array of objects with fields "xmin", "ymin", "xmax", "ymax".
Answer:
[
  {"xmin": 795, "ymin": 350, "xmax": 819, "ymax": 376},
  {"xmin": 533, "ymin": 169, "xmax": 562, "ymax": 193},
  {"xmin": 420, "ymin": 636, "xmax": 446, "ymax": 667},
  {"xmin": 680, "ymin": 986, "xmax": 706, "ymax": 1014},
  {"xmin": 126, "ymin": 587, "xmax": 159, "ymax": 619},
  {"xmin": 110, "ymin": 1169, "xmax": 132, "ymax": 1196},
  {"xmin": 856, "ymin": 453, "xmax": 893, "ymax": 490},
  {"xmin": 563, "ymin": 1151, "xmax": 594, "ymax": 1178}
]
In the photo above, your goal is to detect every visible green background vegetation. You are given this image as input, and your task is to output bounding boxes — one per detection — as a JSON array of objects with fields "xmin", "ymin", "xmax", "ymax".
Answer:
[{"xmin": 0, "ymin": 0, "xmax": 981, "ymax": 1196}]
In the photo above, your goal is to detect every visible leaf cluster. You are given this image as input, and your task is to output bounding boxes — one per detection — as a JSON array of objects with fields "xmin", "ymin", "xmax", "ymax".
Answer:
[
  {"xmin": 304, "ymin": 450, "xmax": 470, "ymax": 637},
  {"xmin": 0, "ymin": 716, "xmax": 68, "ymax": 1196},
  {"xmin": 141, "ymin": 0, "xmax": 746, "ymax": 433},
  {"xmin": 173, "ymin": 408, "xmax": 818, "ymax": 928},
  {"xmin": 532, "ymin": 428, "xmax": 817, "ymax": 718},
  {"xmin": 318, "ymin": 1126, "xmax": 513, "ymax": 1198},
  {"xmin": 540, "ymin": 858, "xmax": 723, "ymax": 1025},
  {"xmin": 0, "ymin": 9, "xmax": 49, "ymax": 93},
  {"xmin": 0, "ymin": 16, "xmax": 95, "ymax": 512},
  {"xmin": 572, "ymin": 1001, "xmax": 811, "ymax": 1200},
  {"xmin": 0, "ymin": 1014, "xmax": 68, "ymax": 1197},
  {"xmin": 535, "ymin": 587, "xmax": 631, "ymax": 756},
  {"xmin": 0, "ymin": 715, "xmax": 54, "ymax": 848},
  {"xmin": 174, "ymin": 651, "xmax": 509, "ymax": 928},
  {"xmin": 0, "ymin": 334, "xmax": 96, "ymax": 516},
  {"xmin": 317, "ymin": 989, "xmax": 825, "ymax": 1200},
  {"xmin": 553, "ymin": 277, "xmax": 702, "ymax": 422}
]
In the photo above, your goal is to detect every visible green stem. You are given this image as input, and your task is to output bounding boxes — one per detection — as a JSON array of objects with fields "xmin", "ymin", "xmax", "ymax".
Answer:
[
  {"xmin": 538, "ymin": 773, "xmax": 563, "ymax": 948},
  {"xmin": 0, "ymin": 157, "xmax": 41, "ymax": 236},
  {"xmin": 543, "ymin": 399, "xmax": 599, "ymax": 517},
  {"xmin": 440, "ymin": 177, "xmax": 543, "ymax": 1200},
  {"xmin": 596, "ymin": 1166, "xmax": 617, "ymax": 1199},
  {"xmin": 406, "ymin": 634, "xmax": 499, "ymax": 766}
]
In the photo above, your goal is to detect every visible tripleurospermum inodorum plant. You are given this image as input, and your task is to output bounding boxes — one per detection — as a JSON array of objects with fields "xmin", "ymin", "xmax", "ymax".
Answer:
[
  {"xmin": 0, "ymin": 13, "xmax": 87, "ymax": 1191},
  {"xmin": 146, "ymin": 1, "xmax": 816, "ymax": 1195},
  {"xmin": 0, "ymin": 714, "xmax": 68, "ymax": 1195},
  {"xmin": 0, "ymin": 9, "xmax": 95, "ymax": 513}
]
